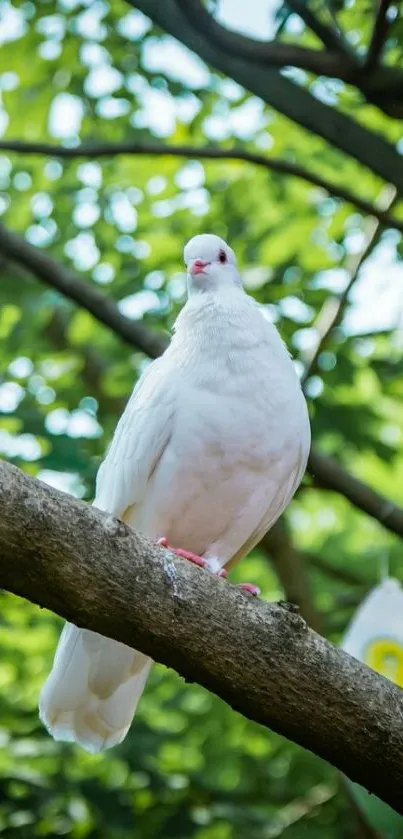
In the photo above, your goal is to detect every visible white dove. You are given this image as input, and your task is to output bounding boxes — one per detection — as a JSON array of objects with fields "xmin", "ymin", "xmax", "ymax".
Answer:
[{"xmin": 39, "ymin": 233, "xmax": 311, "ymax": 753}]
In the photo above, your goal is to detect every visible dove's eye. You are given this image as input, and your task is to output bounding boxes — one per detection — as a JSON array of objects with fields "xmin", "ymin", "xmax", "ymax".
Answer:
[{"xmin": 218, "ymin": 249, "xmax": 227, "ymax": 264}]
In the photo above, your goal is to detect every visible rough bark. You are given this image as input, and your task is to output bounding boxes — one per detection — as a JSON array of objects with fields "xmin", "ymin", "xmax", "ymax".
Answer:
[{"xmin": 1, "ymin": 459, "xmax": 403, "ymax": 814}]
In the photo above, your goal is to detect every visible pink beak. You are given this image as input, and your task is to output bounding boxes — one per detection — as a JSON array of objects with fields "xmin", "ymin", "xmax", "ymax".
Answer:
[{"xmin": 190, "ymin": 259, "xmax": 209, "ymax": 276}]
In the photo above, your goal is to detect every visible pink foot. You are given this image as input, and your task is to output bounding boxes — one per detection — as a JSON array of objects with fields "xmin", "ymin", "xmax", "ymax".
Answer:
[
  {"xmin": 172, "ymin": 547, "xmax": 209, "ymax": 569},
  {"xmin": 238, "ymin": 583, "xmax": 260, "ymax": 596},
  {"xmin": 157, "ymin": 538, "xmax": 226, "ymax": 577}
]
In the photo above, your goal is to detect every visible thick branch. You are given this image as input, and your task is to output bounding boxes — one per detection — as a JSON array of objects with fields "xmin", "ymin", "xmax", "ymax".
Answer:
[
  {"xmin": 0, "ymin": 222, "xmax": 167, "ymax": 359},
  {"xmin": 131, "ymin": 0, "xmax": 403, "ymax": 189},
  {"xmin": 1, "ymin": 139, "xmax": 402, "ymax": 231},
  {"xmin": 1, "ymin": 459, "xmax": 403, "ymax": 812},
  {"xmin": 175, "ymin": 0, "xmax": 403, "ymax": 116}
]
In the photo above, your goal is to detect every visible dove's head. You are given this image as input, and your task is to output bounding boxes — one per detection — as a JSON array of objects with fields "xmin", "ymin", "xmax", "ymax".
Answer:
[{"xmin": 184, "ymin": 234, "xmax": 241, "ymax": 296}]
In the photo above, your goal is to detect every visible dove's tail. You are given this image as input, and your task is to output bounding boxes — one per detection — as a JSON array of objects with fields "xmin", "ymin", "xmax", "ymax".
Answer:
[{"xmin": 39, "ymin": 622, "xmax": 152, "ymax": 753}]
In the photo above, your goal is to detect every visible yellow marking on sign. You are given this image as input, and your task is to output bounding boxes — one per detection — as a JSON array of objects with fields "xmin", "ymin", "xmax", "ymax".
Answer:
[{"xmin": 364, "ymin": 638, "xmax": 403, "ymax": 687}]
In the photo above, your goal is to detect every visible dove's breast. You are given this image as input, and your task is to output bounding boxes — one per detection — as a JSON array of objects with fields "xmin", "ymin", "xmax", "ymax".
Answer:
[{"xmin": 133, "ymin": 312, "xmax": 310, "ymax": 566}]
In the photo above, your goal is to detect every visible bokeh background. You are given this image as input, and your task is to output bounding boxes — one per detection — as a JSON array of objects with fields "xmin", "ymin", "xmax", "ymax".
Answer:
[{"xmin": 0, "ymin": 0, "xmax": 403, "ymax": 836}]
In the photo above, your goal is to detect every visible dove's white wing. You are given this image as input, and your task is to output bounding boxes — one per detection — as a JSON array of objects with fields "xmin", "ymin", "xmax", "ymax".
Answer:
[
  {"xmin": 94, "ymin": 356, "xmax": 177, "ymax": 520},
  {"xmin": 39, "ymin": 356, "xmax": 177, "ymax": 753}
]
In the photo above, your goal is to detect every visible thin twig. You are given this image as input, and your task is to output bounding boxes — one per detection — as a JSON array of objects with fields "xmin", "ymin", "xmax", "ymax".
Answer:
[
  {"xmin": 286, "ymin": 0, "xmax": 356, "ymax": 57},
  {"xmin": 308, "ymin": 447, "xmax": 403, "ymax": 538},
  {"xmin": 261, "ymin": 522, "xmax": 323, "ymax": 632},
  {"xmin": 301, "ymin": 185, "xmax": 397, "ymax": 384},
  {"xmin": 265, "ymin": 783, "xmax": 337, "ymax": 837},
  {"xmin": 306, "ymin": 553, "xmax": 370, "ymax": 587},
  {"xmin": 0, "ymin": 139, "xmax": 402, "ymax": 233},
  {"xmin": 365, "ymin": 0, "xmax": 392, "ymax": 70},
  {"xmin": 340, "ymin": 777, "xmax": 383, "ymax": 839}
]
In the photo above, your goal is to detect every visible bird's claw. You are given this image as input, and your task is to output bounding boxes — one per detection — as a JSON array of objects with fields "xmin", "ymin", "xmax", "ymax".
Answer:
[
  {"xmin": 172, "ymin": 548, "xmax": 209, "ymax": 569},
  {"xmin": 158, "ymin": 538, "xmax": 208, "ymax": 569},
  {"xmin": 157, "ymin": 537, "xmax": 227, "ymax": 576},
  {"xmin": 157, "ymin": 539, "xmax": 256, "ymax": 591},
  {"xmin": 238, "ymin": 583, "xmax": 260, "ymax": 596}
]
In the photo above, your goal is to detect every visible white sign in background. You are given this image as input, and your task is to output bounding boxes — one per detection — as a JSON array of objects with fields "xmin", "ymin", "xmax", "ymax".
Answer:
[{"xmin": 341, "ymin": 577, "xmax": 403, "ymax": 837}]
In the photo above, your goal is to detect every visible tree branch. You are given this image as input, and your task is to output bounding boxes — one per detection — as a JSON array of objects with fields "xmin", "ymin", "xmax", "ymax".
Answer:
[
  {"xmin": 365, "ymin": 0, "xmax": 392, "ymax": 70},
  {"xmin": 0, "ymin": 222, "xmax": 167, "ymax": 359},
  {"xmin": 301, "ymin": 185, "xmax": 397, "ymax": 383},
  {"xmin": 3, "ymin": 219, "xmax": 403, "ymax": 539},
  {"xmin": 261, "ymin": 521, "xmax": 323, "ymax": 633},
  {"xmin": 308, "ymin": 448, "xmax": 403, "ymax": 537},
  {"xmin": 266, "ymin": 782, "xmax": 337, "ymax": 834},
  {"xmin": 175, "ymin": 0, "xmax": 356, "ymax": 78},
  {"xmin": 175, "ymin": 0, "xmax": 403, "ymax": 114},
  {"xmin": 1, "ymin": 458, "xmax": 403, "ymax": 813},
  {"xmin": 131, "ymin": 0, "xmax": 403, "ymax": 188},
  {"xmin": 306, "ymin": 552, "xmax": 370, "ymax": 587},
  {"xmin": 1, "ymin": 139, "xmax": 402, "ymax": 234},
  {"xmin": 43, "ymin": 308, "xmax": 126, "ymax": 416},
  {"xmin": 340, "ymin": 778, "xmax": 384, "ymax": 839},
  {"xmin": 175, "ymin": 0, "xmax": 403, "ymax": 116},
  {"xmin": 286, "ymin": 0, "xmax": 353, "ymax": 55}
]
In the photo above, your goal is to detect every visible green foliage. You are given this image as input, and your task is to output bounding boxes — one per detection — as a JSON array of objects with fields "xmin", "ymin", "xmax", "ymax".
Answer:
[{"xmin": 0, "ymin": 0, "xmax": 402, "ymax": 836}]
